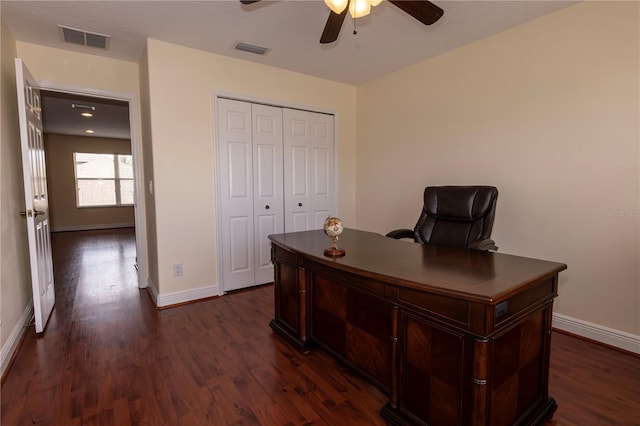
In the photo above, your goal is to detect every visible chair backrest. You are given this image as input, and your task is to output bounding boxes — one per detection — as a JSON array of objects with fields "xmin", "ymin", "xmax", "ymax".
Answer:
[{"xmin": 413, "ymin": 186, "xmax": 498, "ymax": 248}]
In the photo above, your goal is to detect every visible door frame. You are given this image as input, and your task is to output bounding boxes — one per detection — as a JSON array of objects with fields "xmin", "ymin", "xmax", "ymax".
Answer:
[
  {"xmin": 39, "ymin": 81, "xmax": 148, "ymax": 289},
  {"xmin": 212, "ymin": 90, "xmax": 339, "ymax": 296}
]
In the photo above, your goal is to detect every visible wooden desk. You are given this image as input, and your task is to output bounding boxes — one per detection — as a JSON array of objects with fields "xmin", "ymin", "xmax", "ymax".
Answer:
[{"xmin": 268, "ymin": 229, "xmax": 567, "ymax": 426}]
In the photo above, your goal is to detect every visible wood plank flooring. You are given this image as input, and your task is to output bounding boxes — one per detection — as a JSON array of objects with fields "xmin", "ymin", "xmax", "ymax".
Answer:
[{"xmin": 2, "ymin": 229, "xmax": 638, "ymax": 425}]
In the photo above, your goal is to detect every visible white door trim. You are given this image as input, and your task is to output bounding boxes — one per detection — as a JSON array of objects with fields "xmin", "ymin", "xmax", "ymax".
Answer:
[
  {"xmin": 37, "ymin": 81, "xmax": 148, "ymax": 289},
  {"xmin": 212, "ymin": 90, "xmax": 339, "ymax": 296}
]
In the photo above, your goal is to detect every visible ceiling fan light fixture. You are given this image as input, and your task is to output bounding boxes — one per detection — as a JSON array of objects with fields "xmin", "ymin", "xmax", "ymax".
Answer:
[
  {"xmin": 369, "ymin": 0, "xmax": 383, "ymax": 7},
  {"xmin": 325, "ymin": 0, "xmax": 348, "ymax": 14},
  {"xmin": 349, "ymin": 0, "xmax": 371, "ymax": 18}
]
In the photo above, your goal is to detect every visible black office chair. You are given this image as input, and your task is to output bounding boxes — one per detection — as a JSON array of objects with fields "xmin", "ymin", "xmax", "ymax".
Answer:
[{"xmin": 386, "ymin": 186, "xmax": 499, "ymax": 251}]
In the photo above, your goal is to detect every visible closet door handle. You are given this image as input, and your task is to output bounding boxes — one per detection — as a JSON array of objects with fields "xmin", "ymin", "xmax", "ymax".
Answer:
[
  {"xmin": 298, "ymin": 203, "xmax": 303, "ymax": 207},
  {"xmin": 265, "ymin": 205, "xmax": 270, "ymax": 210}
]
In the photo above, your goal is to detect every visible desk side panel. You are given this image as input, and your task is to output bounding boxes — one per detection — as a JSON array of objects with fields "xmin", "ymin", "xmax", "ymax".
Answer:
[
  {"xmin": 488, "ymin": 304, "xmax": 555, "ymax": 425},
  {"xmin": 271, "ymin": 245, "xmax": 309, "ymax": 351}
]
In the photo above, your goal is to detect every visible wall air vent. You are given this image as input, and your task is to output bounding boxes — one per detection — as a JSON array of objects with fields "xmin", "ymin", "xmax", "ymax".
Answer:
[
  {"xmin": 234, "ymin": 42, "xmax": 269, "ymax": 55},
  {"xmin": 58, "ymin": 25, "xmax": 110, "ymax": 50}
]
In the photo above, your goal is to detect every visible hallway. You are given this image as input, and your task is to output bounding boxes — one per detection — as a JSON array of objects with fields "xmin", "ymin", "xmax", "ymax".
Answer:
[{"xmin": 49, "ymin": 228, "xmax": 140, "ymax": 329}]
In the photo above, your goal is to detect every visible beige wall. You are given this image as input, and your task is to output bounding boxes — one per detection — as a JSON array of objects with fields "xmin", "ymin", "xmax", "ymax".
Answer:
[
  {"xmin": 44, "ymin": 133, "xmax": 134, "ymax": 231},
  {"xmin": 16, "ymin": 42, "xmax": 140, "ymax": 96},
  {"xmin": 138, "ymin": 44, "xmax": 159, "ymax": 295},
  {"xmin": 143, "ymin": 39, "xmax": 357, "ymax": 296},
  {"xmin": 0, "ymin": 20, "xmax": 32, "ymax": 356},
  {"xmin": 356, "ymin": 2, "xmax": 639, "ymax": 335}
]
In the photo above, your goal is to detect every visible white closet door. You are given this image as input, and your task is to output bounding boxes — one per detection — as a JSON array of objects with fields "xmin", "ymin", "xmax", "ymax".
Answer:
[
  {"xmin": 252, "ymin": 104, "xmax": 283, "ymax": 285},
  {"xmin": 218, "ymin": 98, "xmax": 255, "ymax": 291},
  {"xmin": 308, "ymin": 111, "xmax": 335, "ymax": 229},
  {"xmin": 218, "ymin": 99, "xmax": 333, "ymax": 291},
  {"xmin": 283, "ymin": 108, "xmax": 311, "ymax": 232},
  {"xmin": 283, "ymin": 109, "xmax": 335, "ymax": 232}
]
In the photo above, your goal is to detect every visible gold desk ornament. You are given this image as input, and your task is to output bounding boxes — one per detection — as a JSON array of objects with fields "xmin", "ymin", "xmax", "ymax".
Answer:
[{"xmin": 323, "ymin": 216, "xmax": 345, "ymax": 257}]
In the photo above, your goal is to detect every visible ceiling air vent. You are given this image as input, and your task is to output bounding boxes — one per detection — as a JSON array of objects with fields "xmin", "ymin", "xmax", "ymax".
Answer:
[
  {"xmin": 234, "ymin": 42, "xmax": 269, "ymax": 55},
  {"xmin": 58, "ymin": 25, "xmax": 110, "ymax": 50}
]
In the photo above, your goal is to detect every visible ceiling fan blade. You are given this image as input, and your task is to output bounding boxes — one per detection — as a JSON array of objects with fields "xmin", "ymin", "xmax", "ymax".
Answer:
[
  {"xmin": 320, "ymin": 9, "xmax": 348, "ymax": 44},
  {"xmin": 239, "ymin": 0, "xmax": 261, "ymax": 4},
  {"xmin": 389, "ymin": 0, "xmax": 443, "ymax": 26}
]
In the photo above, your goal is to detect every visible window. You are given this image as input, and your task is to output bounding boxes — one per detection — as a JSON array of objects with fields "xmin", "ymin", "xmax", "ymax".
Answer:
[{"xmin": 74, "ymin": 153, "xmax": 134, "ymax": 207}]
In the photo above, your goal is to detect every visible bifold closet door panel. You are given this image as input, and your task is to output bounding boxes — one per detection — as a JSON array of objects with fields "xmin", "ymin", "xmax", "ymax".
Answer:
[
  {"xmin": 307, "ymin": 111, "xmax": 335, "ymax": 229},
  {"xmin": 252, "ymin": 103, "xmax": 284, "ymax": 285},
  {"xmin": 218, "ymin": 98, "xmax": 255, "ymax": 291},
  {"xmin": 283, "ymin": 109, "xmax": 335, "ymax": 232}
]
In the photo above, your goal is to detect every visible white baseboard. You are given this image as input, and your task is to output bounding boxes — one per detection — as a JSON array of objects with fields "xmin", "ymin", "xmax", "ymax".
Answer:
[
  {"xmin": 155, "ymin": 284, "xmax": 220, "ymax": 308},
  {"xmin": 145, "ymin": 277, "xmax": 159, "ymax": 307},
  {"xmin": 51, "ymin": 223, "xmax": 134, "ymax": 233},
  {"xmin": 1, "ymin": 302, "xmax": 33, "ymax": 377},
  {"xmin": 144, "ymin": 277, "xmax": 219, "ymax": 308},
  {"xmin": 553, "ymin": 313, "xmax": 640, "ymax": 354}
]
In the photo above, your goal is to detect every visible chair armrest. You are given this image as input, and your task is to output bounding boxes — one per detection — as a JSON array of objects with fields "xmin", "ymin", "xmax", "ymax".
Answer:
[
  {"xmin": 385, "ymin": 229, "xmax": 415, "ymax": 240},
  {"xmin": 468, "ymin": 239, "xmax": 498, "ymax": 251}
]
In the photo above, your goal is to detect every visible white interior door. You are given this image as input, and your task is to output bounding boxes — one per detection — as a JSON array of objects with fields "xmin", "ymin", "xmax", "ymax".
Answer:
[
  {"xmin": 283, "ymin": 109, "xmax": 335, "ymax": 231},
  {"xmin": 217, "ymin": 98, "xmax": 333, "ymax": 291},
  {"xmin": 252, "ymin": 104, "xmax": 284, "ymax": 285},
  {"xmin": 15, "ymin": 58, "xmax": 55, "ymax": 333},
  {"xmin": 283, "ymin": 108, "xmax": 311, "ymax": 232},
  {"xmin": 217, "ymin": 99, "xmax": 284, "ymax": 291},
  {"xmin": 307, "ymin": 111, "xmax": 335, "ymax": 229},
  {"xmin": 218, "ymin": 98, "xmax": 255, "ymax": 291}
]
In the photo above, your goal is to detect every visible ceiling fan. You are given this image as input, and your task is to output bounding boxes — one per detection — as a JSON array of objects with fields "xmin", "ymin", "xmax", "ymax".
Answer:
[{"xmin": 239, "ymin": 0, "xmax": 444, "ymax": 44}]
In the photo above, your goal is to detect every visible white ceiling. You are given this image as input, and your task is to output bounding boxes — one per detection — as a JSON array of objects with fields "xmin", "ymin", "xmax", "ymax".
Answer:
[{"xmin": 2, "ymin": 0, "xmax": 577, "ymax": 138}]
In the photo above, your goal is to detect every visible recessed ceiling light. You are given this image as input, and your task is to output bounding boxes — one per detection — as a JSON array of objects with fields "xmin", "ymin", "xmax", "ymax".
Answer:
[
  {"xmin": 81, "ymin": 112, "xmax": 93, "ymax": 117},
  {"xmin": 85, "ymin": 129, "xmax": 95, "ymax": 134}
]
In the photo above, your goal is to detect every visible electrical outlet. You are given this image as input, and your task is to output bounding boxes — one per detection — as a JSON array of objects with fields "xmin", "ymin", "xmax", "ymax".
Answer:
[{"xmin": 173, "ymin": 263, "xmax": 183, "ymax": 277}]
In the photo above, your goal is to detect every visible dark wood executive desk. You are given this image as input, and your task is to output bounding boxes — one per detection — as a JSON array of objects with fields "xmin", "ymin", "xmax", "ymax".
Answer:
[{"xmin": 268, "ymin": 229, "xmax": 567, "ymax": 426}]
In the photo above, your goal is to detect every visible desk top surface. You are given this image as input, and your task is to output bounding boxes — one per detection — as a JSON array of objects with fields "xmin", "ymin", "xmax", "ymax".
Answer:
[{"xmin": 269, "ymin": 228, "xmax": 567, "ymax": 303}]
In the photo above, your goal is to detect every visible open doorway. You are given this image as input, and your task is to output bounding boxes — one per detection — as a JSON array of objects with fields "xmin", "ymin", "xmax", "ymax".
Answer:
[{"xmin": 39, "ymin": 88, "xmax": 146, "ymax": 290}]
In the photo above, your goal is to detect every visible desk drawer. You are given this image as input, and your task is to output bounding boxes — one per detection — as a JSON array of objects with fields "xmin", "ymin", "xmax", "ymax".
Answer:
[
  {"xmin": 397, "ymin": 287, "xmax": 470, "ymax": 330},
  {"xmin": 494, "ymin": 276, "xmax": 557, "ymax": 327}
]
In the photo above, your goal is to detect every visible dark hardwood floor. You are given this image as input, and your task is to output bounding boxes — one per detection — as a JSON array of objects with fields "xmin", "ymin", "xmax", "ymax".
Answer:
[{"xmin": 2, "ymin": 229, "xmax": 638, "ymax": 425}]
